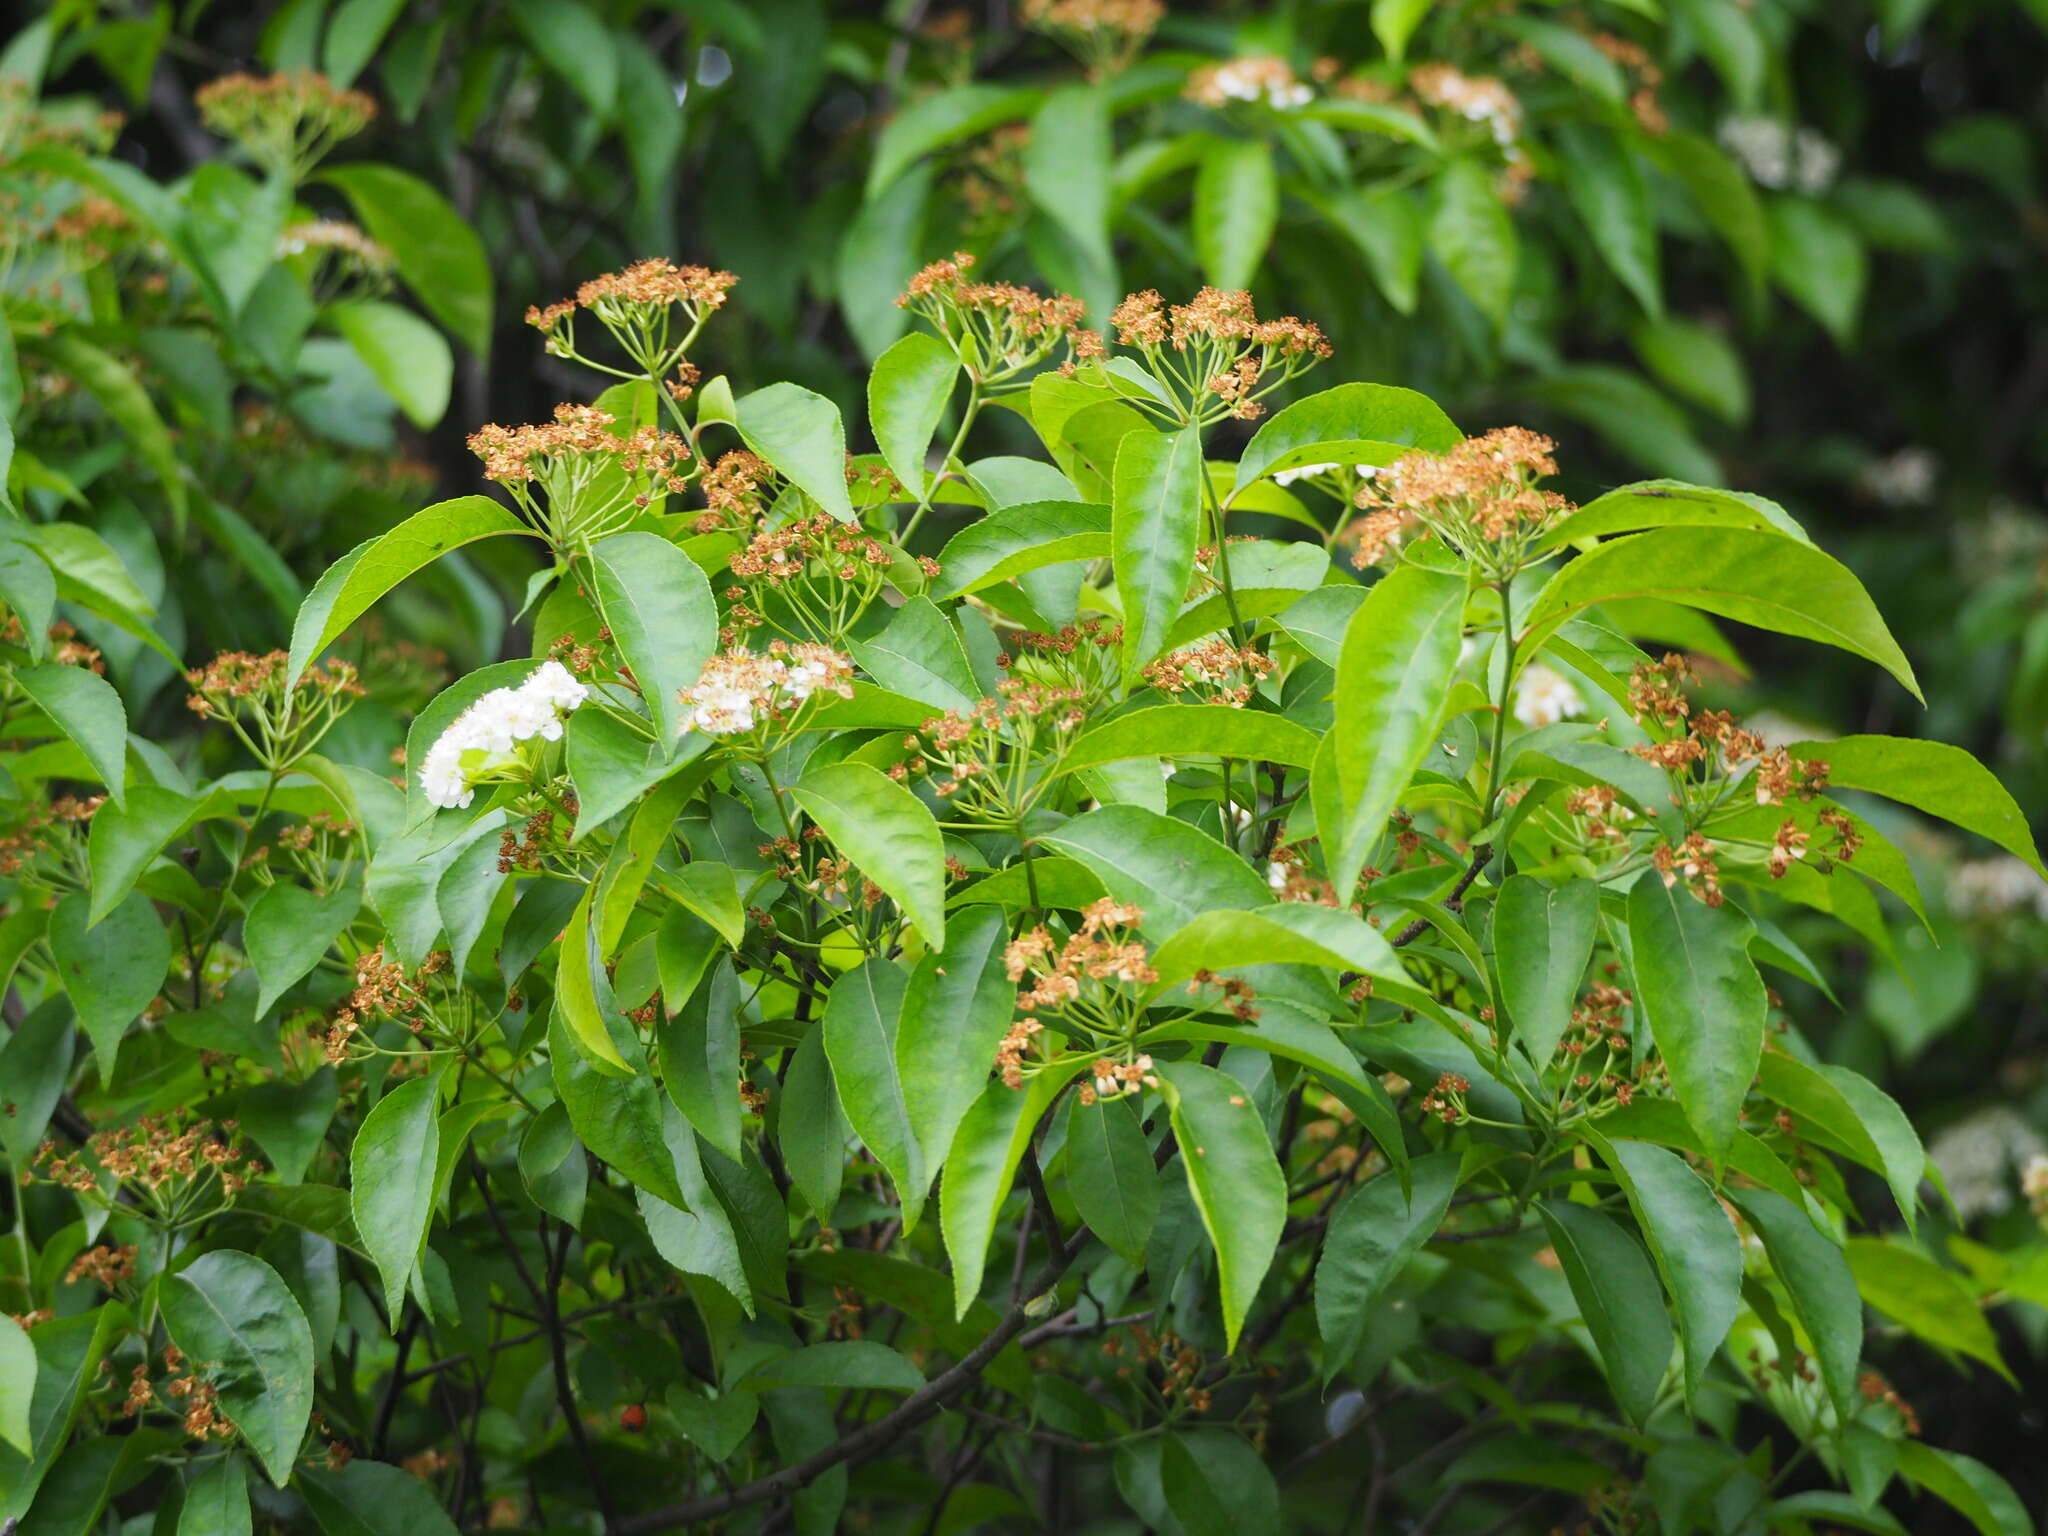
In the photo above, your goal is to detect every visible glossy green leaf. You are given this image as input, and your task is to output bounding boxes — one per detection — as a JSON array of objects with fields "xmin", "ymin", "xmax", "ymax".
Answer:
[
  {"xmin": 1894, "ymin": 1443, "xmax": 2031, "ymax": 1536},
  {"xmin": 1040, "ymin": 805, "xmax": 1268, "ymax": 939},
  {"xmin": 824, "ymin": 959, "xmax": 926, "ymax": 1230},
  {"xmin": 1112, "ymin": 424, "xmax": 1205, "ymax": 683},
  {"xmin": 658, "ymin": 959, "xmax": 743, "ymax": 1162},
  {"xmin": 32, "ymin": 332, "xmax": 185, "ymax": 520},
  {"xmin": 587, "ymin": 531, "xmax": 719, "ymax": 755},
  {"xmin": 1061, "ymin": 705, "xmax": 1319, "ymax": 776},
  {"xmin": 554, "ymin": 881, "xmax": 632, "ymax": 1073},
  {"xmin": 321, "ymin": 164, "xmax": 493, "ymax": 358},
  {"xmin": 1790, "ymin": 734, "xmax": 2043, "ymax": 876},
  {"xmin": 1556, "ymin": 123, "xmax": 1661, "ymax": 316},
  {"xmin": 933, "ymin": 500, "xmax": 1109, "ymax": 596},
  {"xmin": 1161, "ymin": 1430, "xmax": 1284, "ymax": 1536},
  {"xmin": 740, "ymin": 1341, "xmax": 924, "ymax": 1393},
  {"xmin": 1770, "ymin": 197, "xmax": 1867, "ymax": 347},
  {"xmin": 1064, "ymin": 1094, "xmax": 1159, "ymax": 1268},
  {"xmin": 14, "ymin": 663, "xmax": 127, "ymax": 806},
  {"xmin": 244, "ymin": 883, "xmax": 360, "ymax": 1016},
  {"xmin": 1758, "ymin": 1052, "xmax": 1925, "ymax": 1230},
  {"xmin": 1372, "ymin": 0, "xmax": 1431, "ymax": 61},
  {"xmin": 1730, "ymin": 1187, "xmax": 1862, "ymax": 1422},
  {"xmin": 1846, "ymin": 1239, "xmax": 2010, "ymax": 1380},
  {"xmin": 1626, "ymin": 871, "xmax": 1765, "ymax": 1156},
  {"xmin": 1429, "ymin": 158, "xmax": 1518, "ymax": 326},
  {"xmin": 49, "ymin": 889, "xmax": 168, "ymax": 1077},
  {"xmin": 1315, "ymin": 1152, "xmax": 1460, "ymax": 1375},
  {"xmin": 849, "ymin": 595, "xmax": 979, "ymax": 712},
  {"xmin": 1538, "ymin": 1201, "xmax": 1674, "ymax": 1427},
  {"xmin": 237, "ymin": 1069, "xmax": 338, "ymax": 1186},
  {"xmin": 0, "ymin": 1313, "xmax": 32, "ymax": 1455},
  {"xmin": 939, "ymin": 1065, "xmax": 1080, "ymax": 1317},
  {"xmin": 550, "ymin": 1011, "xmax": 688, "ymax": 1211},
  {"xmin": 299, "ymin": 1457, "xmax": 462, "ymax": 1536},
  {"xmin": 161, "ymin": 1252, "xmax": 314, "ymax": 1487},
  {"xmin": 793, "ymin": 760, "xmax": 947, "ymax": 944},
  {"xmin": 518, "ymin": 1100, "xmax": 586, "ymax": 1229},
  {"xmin": 1317, "ymin": 561, "xmax": 1467, "ymax": 899},
  {"xmin": 349, "ymin": 1076, "xmax": 442, "ymax": 1322},
  {"xmin": 896, "ymin": 906, "xmax": 1014, "ymax": 1197},
  {"xmin": 867, "ymin": 331, "xmax": 958, "ymax": 500},
  {"xmin": 735, "ymin": 382, "xmax": 857, "ymax": 524},
  {"xmin": 1631, "ymin": 317, "xmax": 1750, "ymax": 424},
  {"xmin": 866, "ymin": 83, "xmax": 1038, "ymax": 197},
  {"xmin": 1234, "ymin": 382, "xmax": 1460, "ymax": 493},
  {"xmin": 1160, "ymin": 1061, "xmax": 1287, "ymax": 1351},
  {"xmin": 1024, "ymin": 84, "xmax": 1114, "ymax": 280},
  {"xmin": 779, "ymin": 1031, "xmax": 849, "ymax": 1220},
  {"xmin": 1148, "ymin": 903, "xmax": 1407, "ymax": 994},
  {"xmin": 328, "ymin": 300, "xmax": 452, "ymax": 428},
  {"xmin": 287, "ymin": 497, "xmax": 534, "ymax": 682},
  {"xmin": 1194, "ymin": 137, "xmax": 1277, "ymax": 291},
  {"xmin": 509, "ymin": 0, "xmax": 617, "ymax": 116},
  {"xmin": 1494, "ymin": 875, "xmax": 1598, "ymax": 1067},
  {"xmin": 1596, "ymin": 1135, "xmax": 1743, "ymax": 1402},
  {"xmin": 1538, "ymin": 479, "xmax": 1807, "ymax": 550},
  {"xmin": 1528, "ymin": 526, "xmax": 1919, "ymax": 699},
  {"xmin": 84, "ymin": 785, "xmax": 194, "ymax": 924},
  {"xmin": 1311, "ymin": 184, "xmax": 1424, "ymax": 314},
  {"xmin": 178, "ymin": 1453, "xmax": 251, "ymax": 1535}
]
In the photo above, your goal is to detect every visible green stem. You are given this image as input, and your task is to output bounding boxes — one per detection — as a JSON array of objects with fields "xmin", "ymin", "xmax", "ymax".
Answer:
[{"xmin": 899, "ymin": 380, "xmax": 983, "ymax": 547}]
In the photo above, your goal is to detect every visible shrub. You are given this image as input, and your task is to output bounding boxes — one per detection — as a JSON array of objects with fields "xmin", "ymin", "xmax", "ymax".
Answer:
[{"xmin": 0, "ymin": 256, "xmax": 2038, "ymax": 1534}]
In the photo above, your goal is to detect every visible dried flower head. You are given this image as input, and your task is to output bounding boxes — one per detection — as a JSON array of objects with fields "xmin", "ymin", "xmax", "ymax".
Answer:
[
  {"xmin": 1347, "ymin": 426, "xmax": 1568, "ymax": 575},
  {"xmin": 196, "ymin": 71, "xmax": 376, "ymax": 174},
  {"xmin": 1023, "ymin": 0, "xmax": 1164, "ymax": 77},
  {"xmin": 468, "ymin": 403, "xmax": 691, "ymax": 546},
  {"xmin": 899, "ymin": 251, "xmax": 1093, "ymax": 384}
]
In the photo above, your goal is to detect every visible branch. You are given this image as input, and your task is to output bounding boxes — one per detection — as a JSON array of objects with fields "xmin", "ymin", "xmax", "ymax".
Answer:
[{"xmin": 1387, "ymin": 843, "xmax": 1495, "ymax": 949}]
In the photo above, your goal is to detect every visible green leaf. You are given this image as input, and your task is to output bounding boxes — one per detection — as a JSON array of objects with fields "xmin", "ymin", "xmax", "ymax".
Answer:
[
  {"xmin": 1788, "ymin": 734, "xmax": 2043, "ymax": 876},
  {"xmin": 349, "ymin": 1076, "xmax": 442, "ymax": 1321},
  {"xmin": 587, "ymin": 532, "xmax": 719, "ymax": 756},
  {"xmin": 1493, "ymin": 875, "xmax": 1598, "ymax": 1067},
  {"xmin": 896, "ymin": 906, "xmax": 1014, "ymax": 1200},
  {"xmin": 1757, "ymin": 1053, "xmax": 1926, "ymax": 1230},
  {"xmin": 321, "ymin": 164, "xmax": 493, "ymax": 358},
  {"xmin": 740, "ymin": 1341, "xmax": 924, "ymax": 1393},
  {"xmin": 14, "ymin": 663, "xmax": 127, "ymax": 806},
  {"xmin": 509, "ymin": 0, "xmax": 617, "ymax": 116},
  {"xmin": 1061, "ymin": 705, "xmax": 1319, "ymax": 776},
  {"xmin": 850, "ymin": 595, "xmax": 979, "ymax": 712},
  {"xmin": 1194, "ymin": 137, "xmax": 1278, "ymax": 291},
  {"xmin": 0, "ymin": 997, "xmax": 72, "ymax": 1171},
  {"xmin": 181, "ymin": 164, "xmax": 291, "ymax": 317},
  {"xmin": 866, "ymin": 84, "xmax": 1038, "ymax": 197},
  {"xmin": 1311, "ymin": 184, "xmax": 1424, "ymax": 314},
  {"xmin": 1626, "ymin": 871, "xmax": 1766, "ymax": 1156},
  {"xmin": 49, "ymin": 889, "xmax": 167, "ymax": 1078},
  {"xmin": 933, "ymin": 500, "xmax": 1109, "ymax": 596},
  {"xmin": 1235, "ymin": 382, "xmax": 1462, "ymax": 493},
  {"xmin": 735, "ymin": 382, "xmax": 857, "ymax": 523},
  {"xmin": 1429, "ymin": 159, "xmax": 1518, "ymax": 326},
  {"xmin": 664, "ymin": 1385, "xmax": 758, "ymax": 1462},
  {"xmin": 1555, "ymin": 123, "xmax": 1661, "ymax": 316},
  {"xmin": 1315, "ymin": 1152, "xmax": 1460, "ymax": 1375},
  {"xmin": 244, "ymin": 883, "xmax": 360, "ymax": 1017},
  {"xmin": 552, "ymin": 881, "xmax": 633, "ymax": 1073},
  {"xmin": 1845, "ymin": 1239, "xmax": 2011, "ymax": 1381},
  {"xmin": 1671, "ymin": 0, "xmax": 1764, "ymax": 109},
  {"xmin": 328, "ymin": 300, "xmax": 453, "ymax": 428},
  {"xmin": 298, "ymin": 1458, "xmax": 462, "ymax": 1536},
  {"xmin": 0, "ymin": 1312, "xmax": 32, "ymax": 1455},
  {"xmin": 1025, "ymin": 84, "xmax": 1114, "ymax": 281},
  {"xmin": 1537, "ymin": 1201, "xmax": 1674, "ymax": 1427},
  {"xmin": 550, "ymin": 1011, "xmax": 689, "ymax": 1210},
  {"xmin": 0, "ymin": 536, "xmax": 54, "ymax": 652},
  {"xmin": 793, "ymin": 761, "xmax": 947, "ymax": 945},
  {"xmin": 657, "ymin": 959, "xmax": 743, "ymax": 1162},
  {"xmin": 1372, "ymin": 0, "xmax": 1432, "ymax": 60},
  {"xmin": 1895, "ymin": 1443, "xmax": 2031, "ymax": 1536},
  {"xmin": 1148, "ymin": 903, "xmax": 1407, "ymax": 993},
  {"xmin": 838, "ymin": 164, "xmax": 930, "ymax": 359},
  {"xmin": 178, "ymin": 1453, "xmax": 251, "ymax": 1535},
  {"xmin": 824, "ymin": 959, "xmax": 926, "ymax": 1230},
  {"xmin": 1525, "ymin": 526, "xmax": 1920, "ymax": 699},
  {"xmin": 1538, "ymin": 479, "xmax": 1808, "ymax": 550},
  {"xmin": 1594, "ymin": 1135, "xmax": 1743, "ymax": 1403},
  {"xmin": 1769, "ymin": 198, "xmax": 1866, "ymax": 348},
  {"xmin": 1159, "ymin": 1061, "xmax": 1286, "ymax": 1351},
  {"xmin": 84, "ymin": 785, "xmax": 195, "ymax": 925},
  {"xmin": 779, "ymin": 1031, "xmax": 848, "ymax": 1220},
  {"xmin": 1646, "ymin": 132, "xmax": 1768, "ymax": 292},
  {"xmin": 939, "ymin": 1066, "xmax": 1082, "ymax": 1317},
  {"xmin": 1729, "ymin": 1187, "xmax": 1862, "ymax": 1422},
  {"xmin": 237, "ymin": 1069, "xmax": 338, "ymax": 1186},
  {"xmin": 287, "ymin": 497, "xmax": 534, "ymax": 682},
  {"xmin": 1039, "ymin": 806, "xmax": 1269, "ymax": 939},
  {"xmin": 867, "ymin": 331, "xmax": 958, "ymax": 500},
  {"xmin": 1064, "ymin": 1094, "xmax": 1159, "ymax": 1268},
  {"xmin": 1496, "ymin": 16, "xmax": 1626, "ymax": 101},
  {"xmin": 1631, "ymin": 317, "xmax": 1750, "ymax": 424},
  {"xmin": 161, "ymin": 1253, "xmax": 313, "ymax": 1487},
  {"xmin": 1112, "ymin": 425, "xmax": 1206, "ymax": 683},
  {"xmin": 1161, "ymin": 1430, "xmax": 1284, "ymax": 1536},
  {"xmin": 1518, "ymin": 365, "xmax": 1717, "ymax": 483},
  {"xmin": 1317, "ymin": 562, "xmax": 1467, "ymax": 898},
  {"xmin": 323, "ymin": 0, "xmax": 406, "ymax": 84}
]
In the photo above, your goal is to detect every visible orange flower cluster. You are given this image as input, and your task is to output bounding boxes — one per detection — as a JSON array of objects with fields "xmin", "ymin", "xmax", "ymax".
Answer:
[
  {"xmin": 322, "ymin": 946, "xmax": 448, "ymax": 1062},
  {"xmin": 1001, "ymin": 899, "xmax": 1158, "ymax": 1055},
  {"xmin": 1110, "ymin": 286, "xmax": 1328, "ymax": 359},
  {"xmin": 695, "ymin": 450, "xmax": 777, "ymax": 534},
  {"xmin": 898, "ymin": 252, "xmax": 1098, "ymax": 381},
  {"xmin": 195, "ymin": 71, "xmax": 375, "ymax": 171},
  {"xmin": 1418, "ymin": 1070, "xmax": 1471, "ymax": 1124},
  {"xmin": 1140, "ymin": 639, "xmax": 1275, "ymax": 706},
  {"xmin": 896, "ymin": 680, "xmax": 1090, "ymax": 818},
  {"xmin": 527, "ymin": 258, "xmax": 738, "ymax": 339},
  {"xmin": 467, "ymin": 404, "xmax": 690, "ymax": 493},
  {"xmin": 185, "ymin": 650, "xmax": 363, "ymax": 718},
  {"xmin": 35, "ymin": 1115, "xmax": 262, "ymax": 1198},
  {"xmin": 65, "ymin": 1243, "xmax": 137, "ymax": 1289},
  {"xmin": 2, "ymin": 616, "xmax": 104, "ymax": 673},
  {"xmin": 1348, "ymin": 426, "xmax": 1568, "ymax": 570}
]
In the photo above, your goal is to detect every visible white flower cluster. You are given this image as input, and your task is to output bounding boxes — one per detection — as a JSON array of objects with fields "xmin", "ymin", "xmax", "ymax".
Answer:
[
  {"xmin": 1412, "ymin": 65, "xmax": 1523, "ymax": 150},
  {"xmin": 1272, "ymin": 462, "xmax": 1379, "ymax": 487},
  {"xmin": 678, "ymin": 644, "xmax": 855, "ymax": 737},
  {"xmin": 1857, "ymin": 446, "xmax": 1939, "ymax": 508},
  {"xmin": 419, "ymin": 660, "xmax": 588, "ymax": 810},
  {"xmin": 1510, "ymin": 663, "xmax": 1585, "ymax": 729},
  {"xmin": 1717, "ymin": 116, "xmax": 1840, "ymax": 193},
  {"xmin": 1928, "ymin": 1106, "xmax": 2047, "ymax": 1221},
  {"xmin": 1205, "ymin": 58, "xmax": 1312, "ymax": 109},
  {"xmin": 1949, "ymin": 855, "xmax": 2048, "ymax": 922}
]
